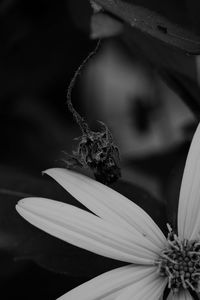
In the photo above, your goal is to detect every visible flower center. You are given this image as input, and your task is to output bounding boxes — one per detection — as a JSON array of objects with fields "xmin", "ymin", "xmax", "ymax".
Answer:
[{"xmin": 157, "ymin": 225, "xmax": 200, "ymax": 293}]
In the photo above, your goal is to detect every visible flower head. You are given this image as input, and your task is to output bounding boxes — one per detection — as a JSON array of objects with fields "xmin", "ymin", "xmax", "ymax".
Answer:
[
  {"xmin": 64, "ymin": 121, "xmax": 121, "ymax": 185},
  {"xmin": 16, "ymin": 124, "xmax": 200, "ymax": 299}
]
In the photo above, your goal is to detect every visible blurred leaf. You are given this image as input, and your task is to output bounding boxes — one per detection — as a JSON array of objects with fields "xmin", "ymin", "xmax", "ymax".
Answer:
[
  {"xmin": 0, "ymin": 166, "xmax": 166, "ymax": 277},
  {"xmin": 90, "ymin": 0, "xmax": 200, "ymax": 117},
  {"xmin": 94, "ymin": 0, "xmax": 200, "ymax": 53},
  {"xmin": 122, "ymin": 26, "xmax": 200, "ymax": 116},
  {"xmin": 90, "ymin": 13, "xmax": 123, "ymax": 39}
]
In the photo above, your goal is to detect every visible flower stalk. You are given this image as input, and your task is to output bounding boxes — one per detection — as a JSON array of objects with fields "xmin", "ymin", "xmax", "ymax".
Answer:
[{"xmin": 65, "ymin": 40, "xmax": 121, "ymax": 185}]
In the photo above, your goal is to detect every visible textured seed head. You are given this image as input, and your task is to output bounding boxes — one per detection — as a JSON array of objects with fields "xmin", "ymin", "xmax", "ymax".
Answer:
[{"xmin": 157, "ymin": 225, "xmax": 200, "ymax": 293}]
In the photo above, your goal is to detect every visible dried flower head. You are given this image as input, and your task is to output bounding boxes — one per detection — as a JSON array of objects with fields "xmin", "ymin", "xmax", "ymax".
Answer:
[
  {"xmin": 64, "ymin": 41, "xmax": 121, "ymax": 185},
  {"xmin": 63, "ymin": 121, "xmax": 121, "ymax": 185}
]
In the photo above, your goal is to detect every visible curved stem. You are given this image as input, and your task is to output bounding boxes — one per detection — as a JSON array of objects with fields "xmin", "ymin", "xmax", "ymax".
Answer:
[{"xmin": 66, "ymin": 40, "xmax": 101, "ymax": 135}]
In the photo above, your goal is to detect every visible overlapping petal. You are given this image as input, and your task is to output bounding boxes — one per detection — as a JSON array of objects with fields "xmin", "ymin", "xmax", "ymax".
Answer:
[
  {"xmin": 167, "ymin": 289, "xmax": 193, "ymax": 300},
  {"xmin": 57, "ymin": 265, "xmax": 156, "ymax": 300},
  {"xmin": 115, "ymin": 270, "xmax": 167, "ymax": 300},
  {"xmin": 44, "ymin": 168, "xmax": 166, "ymax": 249},
  {"xmin": 16, "ymin": 197, "xmax": 159, "ymax": 264},
  {"xmin": 178, "ymin": 123, "xmax": 200, "ymax": 240}
]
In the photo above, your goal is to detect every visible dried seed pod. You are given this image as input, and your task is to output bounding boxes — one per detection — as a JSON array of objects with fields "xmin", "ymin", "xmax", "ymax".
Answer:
[{"xmin": 63, "ymin": 122, "xmax": 121, "ymax": 185}]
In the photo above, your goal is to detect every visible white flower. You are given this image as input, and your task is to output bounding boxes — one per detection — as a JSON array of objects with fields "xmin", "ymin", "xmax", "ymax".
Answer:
[{"xmin": 16, "ymin": 124, "xmax": 200, "ymax": 300}]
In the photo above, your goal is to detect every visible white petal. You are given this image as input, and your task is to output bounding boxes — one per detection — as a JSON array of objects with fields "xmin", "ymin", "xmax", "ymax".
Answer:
[
  {"xmin": 178, "ymin": 123, "xmax": 200, "ymax": 240},
  {"xmin": 57, "ymin": 265, "xmax": 156, "ymax": 300},
  {"xmin": 16, "ymin": 198, "xmax": 159, "ymax": 264},
  {"xmin": 167, "ymin": 289, "xmax": 193, "ymax": 300},
  {"xmin": 44, "ymin": 168, "xmax": 166, "ymax": 250},
  {"xmin": 115, "ymin": 271, "xmax": 167, "ymax": 300}
]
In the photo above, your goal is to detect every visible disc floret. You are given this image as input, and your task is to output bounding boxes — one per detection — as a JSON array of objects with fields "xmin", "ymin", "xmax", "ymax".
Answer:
[{"xmin": 157, "ymin": 224, "xmax": 200, "ymax": 293}]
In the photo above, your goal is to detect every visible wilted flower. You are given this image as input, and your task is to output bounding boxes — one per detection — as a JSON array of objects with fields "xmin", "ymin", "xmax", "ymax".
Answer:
[
  {"xmin": 16, "ymin": 124, "xmax": 200, "ymax": 299},
  {"xmin": 65, "ymin": 39, "xmax": 121, "ymax": 185},
  {"xmin": 64, "ymin": 121, "xmax": 121, "ymax": 185}
]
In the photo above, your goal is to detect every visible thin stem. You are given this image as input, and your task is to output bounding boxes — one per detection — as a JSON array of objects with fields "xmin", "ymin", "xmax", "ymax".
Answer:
[{"xmin": 66, "ymin": 40, "xmax": 101, "ymax": 134}]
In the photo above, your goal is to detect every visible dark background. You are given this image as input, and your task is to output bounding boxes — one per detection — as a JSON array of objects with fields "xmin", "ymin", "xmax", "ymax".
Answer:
[
  {"xmin": 0, "ymin": 0, "xmax": 95, "ymax": 298},
  {"xmin": 0, "ymin": 0, "xmax": 94, "ymax": 174}
]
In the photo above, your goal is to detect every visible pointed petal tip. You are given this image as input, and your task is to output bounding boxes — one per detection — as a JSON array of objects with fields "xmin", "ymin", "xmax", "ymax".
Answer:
[
  {"xmin": 42, "ymin": 167, "xmax": 53, "ymax": 176},
  {"xmin": 16, "ymin": 198, "xmax": 36, "ymax": 218},
  {"xmin": 16, "ymin": 197, "xmax": 29, "ymax": 210},
  {"xmin": 15, "ymin": 202, "xmax": 21, "ymax": 214},
  {"xmin": 15, "ymin": 198, "xmax": 31, "ymax": 221},
  {"xmin": 16, "ymin": 197, "xmax": 54, "ymax": 216},
  {"xmin": 43, "ymin": 167, "xmax": 64, "ymax": 173},
  {"xmin": 43, "ymin": 168, "xmax": 97, "ymax": 188},
  {"xmin": 43, "ymin": 167, "xmax": 76, "ymax": 179}
]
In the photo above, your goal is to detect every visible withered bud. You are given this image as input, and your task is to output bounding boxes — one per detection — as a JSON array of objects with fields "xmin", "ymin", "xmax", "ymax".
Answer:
[
  {"xmin": 64, "ymin": 41, "xmax": 121, "ymax": 185},
  {"xmin": 63, "ymin": 122, "xmax": 121, "ymax": 185}
]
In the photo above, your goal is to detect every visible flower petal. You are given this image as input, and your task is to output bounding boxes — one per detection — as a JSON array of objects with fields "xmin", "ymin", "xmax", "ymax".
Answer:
[
  {"xmin": 167, "ymin": 289, "xmax": 193, "ymax": 300},
  {"xmin": 57, "ymin": 265, "xmax": 156, "ymax": 300},
  {"xmin": 44, "ymin": 168, "xmax": 166, "ymax": 249},
  {"xmin": 115, "ymin": 270, "xmax": 167, "ymax": 300},
  {"xmin": 16, "ymin": 198, "xmax": 158, "ymax": 264},
  {"xmin": 178, "ymin": 123, "xmax": 200, "ymax": 240}
]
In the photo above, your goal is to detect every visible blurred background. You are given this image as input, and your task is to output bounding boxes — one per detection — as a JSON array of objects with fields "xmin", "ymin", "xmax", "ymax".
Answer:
[
  {"xmin": 0, "ymin": 0, "xmax": 96, "ymax": 298},
  {"xmin": 0, "ymin": 0, "xmax": 199, "ymax": 298},
  {"xmin": 0, "ymin": 0, "xmax": 93, "ymax": 174}
]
